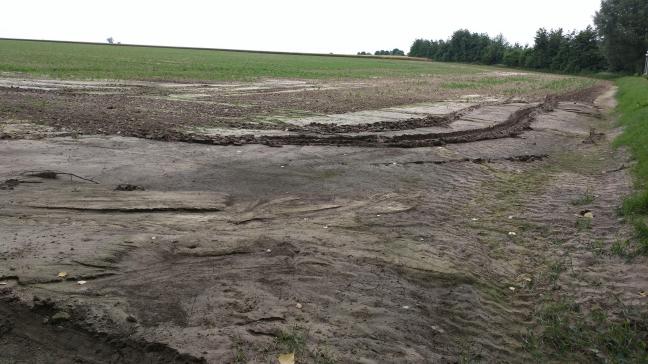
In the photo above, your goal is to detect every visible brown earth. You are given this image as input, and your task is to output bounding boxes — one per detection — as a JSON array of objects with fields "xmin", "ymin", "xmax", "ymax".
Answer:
[
  {"xmin": 1, "ymin": 77, "xmax": 647, "ymax": 363},
  {"xmin": 0, "ymin": 73, "xmax": 602, "ymax": 142}
]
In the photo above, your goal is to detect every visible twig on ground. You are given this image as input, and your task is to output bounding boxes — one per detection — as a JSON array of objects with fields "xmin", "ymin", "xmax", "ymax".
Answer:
[{"xmin": 20, "ymin": 170, "xmax": 100, "ymax": 184}]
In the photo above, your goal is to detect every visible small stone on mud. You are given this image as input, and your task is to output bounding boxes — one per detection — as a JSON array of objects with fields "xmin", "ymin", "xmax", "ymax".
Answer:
[
  {"xmin": 50, "ymin": 311, "xmax": 71, "ymax": 323},
  {"xmin": 295, "ymin": 303, "xmax": 302, "ymax": 309},
  {"xmin": 126, "ymin": 315, "xmax": 138, "ymax": 323},
  {"xmin": 266, "ymin": 249, "xmax": 272, "ymax": 253},
  {"xmin": 430, "ymin": 325, "xmax": 445, "ymax": 334},
  {"xmin": 277, "ymin": 352, "xmax": 295, "ymax": 364},
  {"xmin": 0, "ymin": 282, "xmax": 6, "ymax": 286}
]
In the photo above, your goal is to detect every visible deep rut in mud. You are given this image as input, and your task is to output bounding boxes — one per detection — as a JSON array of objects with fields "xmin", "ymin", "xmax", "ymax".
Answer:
[{"xmin": 0, "ymin": 291, "xmax": 205, "ymax": 364}]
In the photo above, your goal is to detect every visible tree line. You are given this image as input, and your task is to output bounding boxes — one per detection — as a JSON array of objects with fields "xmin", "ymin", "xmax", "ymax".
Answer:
[
  {"xmin": 408, "ymin": 0, "xmax": 648, "ymax": 74},
  {"xmin": 358, "ymin": 49, "xmax": 405, "ymax": 56}
]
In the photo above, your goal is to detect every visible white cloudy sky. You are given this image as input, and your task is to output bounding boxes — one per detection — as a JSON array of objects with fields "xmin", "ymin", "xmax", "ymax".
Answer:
[{"xmin": 2, "ymin": 0, "xmax": 601, "ymax": 54}]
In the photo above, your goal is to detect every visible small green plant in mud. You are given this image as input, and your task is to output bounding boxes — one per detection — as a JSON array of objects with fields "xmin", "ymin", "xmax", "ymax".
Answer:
[
  {"xmin": 232, "ymin": 339, "xmax": 247, "ymax": 364},
  {"xmin": 571, "ymin": 189, "xmax": 596, "ymax": 206},
  {"xmin": 275, "ymin": 327, "xmax": 307, "ymax": 356},
  {"xmin": 547, "ymin": 260, "xmax": 567, "ymax": 284},
  {"xmin": 524, "ymin": 297, "xmax": 648, "ymax": 362},
  {"xmin": 233, "ymin": 350, "xmax": 246, "ymax": 363},
  {"xmin": 611, "ymin": 240, "xmax": 631, "ymax": 258},
  {"xmin": 267, "ymin": 327, "xmax": 339, "ymax": 363}
]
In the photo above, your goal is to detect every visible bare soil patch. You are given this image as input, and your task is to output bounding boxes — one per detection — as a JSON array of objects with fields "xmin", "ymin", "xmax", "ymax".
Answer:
[{"xmin": 1, "ymin": 76, "xmax": 645, "ymax": 363}]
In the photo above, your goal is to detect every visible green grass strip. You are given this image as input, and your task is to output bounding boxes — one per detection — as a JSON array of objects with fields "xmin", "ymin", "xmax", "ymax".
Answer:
[{"xmin": 614, "ymin": 76, "xmax": 648, "ymax": 254}]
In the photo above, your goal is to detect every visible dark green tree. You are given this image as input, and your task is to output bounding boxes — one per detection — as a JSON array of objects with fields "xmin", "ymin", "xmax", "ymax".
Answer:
[
  {"xmin": 481, "ymin": 34, "xmax": 507, "ymax": 65},
  {"xmin": 408, "ymin": 39, "xmax": 427, "ymax": 57},
  {"xmin": 569, "ymin": 26, "xmax": 607, "ymax": 72},
  {"xmin": 529, "ymin": 28, "xmax": 550, "ymax": 68},
  {"xmin": 503, "ymin": 43, "xmax": 528, "ymax": 67},
  {"xmin": 595, "ymin": 0, "xmax": 648, "ymax": 73}
]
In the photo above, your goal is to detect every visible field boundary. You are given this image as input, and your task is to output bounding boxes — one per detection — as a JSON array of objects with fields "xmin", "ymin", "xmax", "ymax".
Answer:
[{"xmin": 0, "ymin": 37, "xmax": 430, "ymax": 62}]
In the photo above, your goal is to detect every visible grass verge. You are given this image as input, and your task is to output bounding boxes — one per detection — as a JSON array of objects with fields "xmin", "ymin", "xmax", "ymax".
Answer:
[
  {"xmin": 613, "ymin": 77, "xmax": 648, "ymax": 255},
  {"xmin": 524, "ymin": 297, "xmax": 648, "ymax": 362}
]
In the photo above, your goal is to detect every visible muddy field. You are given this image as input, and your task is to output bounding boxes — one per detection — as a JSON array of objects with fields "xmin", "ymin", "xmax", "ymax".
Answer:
[{"xmin": 1, "ymin": 73, "xmax": 647, "ymax": 363}]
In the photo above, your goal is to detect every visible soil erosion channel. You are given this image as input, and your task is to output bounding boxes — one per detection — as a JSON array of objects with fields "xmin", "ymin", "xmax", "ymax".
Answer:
[{"xmin": 1, "ymin": 83, "xmax": 646, "ymax": 363}]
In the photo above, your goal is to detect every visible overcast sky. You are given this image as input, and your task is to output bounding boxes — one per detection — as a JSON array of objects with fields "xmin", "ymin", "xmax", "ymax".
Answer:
[{"xmin": 1, "ymin": 0, "xmax": 602, "ymax": 54}]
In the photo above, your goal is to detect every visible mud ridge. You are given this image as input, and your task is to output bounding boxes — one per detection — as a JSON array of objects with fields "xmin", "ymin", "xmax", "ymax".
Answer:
[
  {"xmin": 122, "ymin": 86, "xmax": 601, "ymax": 147},
  {"xmin": 291, "ymin": 103, "xmax": 486, "ymax": 134},
  {"xmin": 29, "ymin": 206, "xmax": 225, "ymax": 213},
  {"xmin": 372, "ymin": 154, "xmax": 549, "ymax": 166},
  {"xmin": 170, "ymin": 103, "xmax": 542, "ymax": 148}
]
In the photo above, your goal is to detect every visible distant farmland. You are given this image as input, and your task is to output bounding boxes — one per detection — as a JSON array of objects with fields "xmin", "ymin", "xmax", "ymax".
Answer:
[{"xmin": 0, "ymin": 39, "xmax": 488, "ymax": 81}]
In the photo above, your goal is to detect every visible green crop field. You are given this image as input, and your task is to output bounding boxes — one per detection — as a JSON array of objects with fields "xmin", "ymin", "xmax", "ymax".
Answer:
[{"xmin": 0, "ymin": 39, "xmax": 490, "ymax": 81}]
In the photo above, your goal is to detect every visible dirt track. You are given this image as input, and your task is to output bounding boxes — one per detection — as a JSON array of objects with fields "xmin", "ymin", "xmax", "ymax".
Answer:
[{"xmin": 1, "ymin": 79, "xmax": 648, "ymax": 363}]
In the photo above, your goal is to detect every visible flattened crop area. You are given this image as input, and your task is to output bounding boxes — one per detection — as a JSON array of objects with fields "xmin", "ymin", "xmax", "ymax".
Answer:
[{"xmin": 1, "ymin": 75, "xmax": 647, "ymax": 363}]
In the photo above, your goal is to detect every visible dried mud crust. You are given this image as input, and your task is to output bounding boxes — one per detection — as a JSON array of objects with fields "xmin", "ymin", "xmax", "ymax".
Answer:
[{"xmin": 0, "ymin": 291, "xmax": 205, "ymax": 364}]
